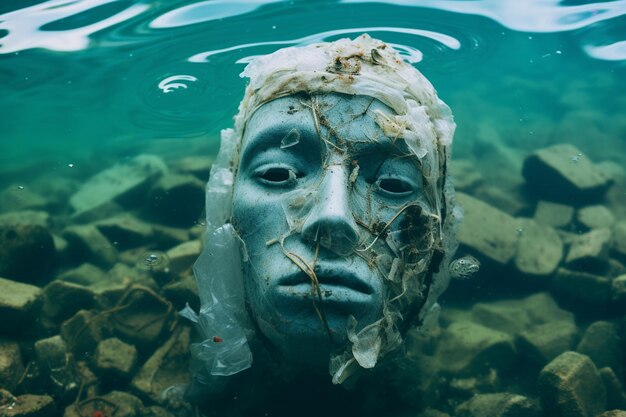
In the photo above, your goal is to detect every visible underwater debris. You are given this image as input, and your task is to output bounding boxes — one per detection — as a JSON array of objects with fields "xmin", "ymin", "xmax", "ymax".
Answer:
[{"xmin": 449, "ymin": 255, "xmax": 480, "ymax": 279}]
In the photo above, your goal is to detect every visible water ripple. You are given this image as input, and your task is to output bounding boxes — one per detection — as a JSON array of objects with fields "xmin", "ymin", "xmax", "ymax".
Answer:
[
  {"xmin": 0, "ymin": 0, "xmax": 149, "ymax": 54},
  {"xmin": 188, "ymin": 26, "xmax": 461, "ymax": 64},
  {"xmin": 150, "ymin": 0, "xmax": 284, "ymax": 29},
  {"xmin": 341, "ymin": 0, "xmax": 626, "ymax": 33}
]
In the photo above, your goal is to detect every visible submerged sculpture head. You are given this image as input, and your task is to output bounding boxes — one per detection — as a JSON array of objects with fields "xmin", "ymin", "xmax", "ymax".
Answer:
[{"xmin": 189, "ymin": 34, "xmax": 459, "ymax": 385}]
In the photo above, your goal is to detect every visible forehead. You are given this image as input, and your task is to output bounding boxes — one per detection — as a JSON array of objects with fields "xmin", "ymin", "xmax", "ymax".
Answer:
[{"xmin": 241, "ymin": 93, "xmax": 408, "ymax": 154}]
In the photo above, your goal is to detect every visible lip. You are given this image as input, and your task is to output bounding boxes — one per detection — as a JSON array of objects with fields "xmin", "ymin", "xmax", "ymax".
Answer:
[{"xmin": 277, "ymin": 264, "xmax": 373, "ymax": 296}]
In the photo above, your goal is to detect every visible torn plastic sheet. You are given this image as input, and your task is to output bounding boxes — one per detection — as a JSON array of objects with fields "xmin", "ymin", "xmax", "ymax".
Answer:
[{"xmin": 189, "ymin": 34, "xmax": 460, "ymax": 385}]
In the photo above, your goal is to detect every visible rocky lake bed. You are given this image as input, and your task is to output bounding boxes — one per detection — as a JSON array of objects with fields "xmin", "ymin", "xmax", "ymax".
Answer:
[{"xmin": 1, "ymin": 142, "xmax": 626, "ymax": 417}]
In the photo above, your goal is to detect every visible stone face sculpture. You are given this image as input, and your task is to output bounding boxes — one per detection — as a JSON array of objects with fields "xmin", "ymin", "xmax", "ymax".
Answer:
[{"xmin": 185, "ymin": 34, "xmax": 460, "ymax": 388}]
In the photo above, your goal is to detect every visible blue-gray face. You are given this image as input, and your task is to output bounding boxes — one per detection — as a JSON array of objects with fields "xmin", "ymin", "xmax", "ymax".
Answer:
[{"xmin": 232, "ymin": 93, "xmax": 434, "ymax": 369}]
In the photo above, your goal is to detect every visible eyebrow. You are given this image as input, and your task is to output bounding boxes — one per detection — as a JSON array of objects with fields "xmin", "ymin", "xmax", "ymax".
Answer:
[{"xmin": 239, "ymin": 123, "xmax": 319, "ymax": 167}]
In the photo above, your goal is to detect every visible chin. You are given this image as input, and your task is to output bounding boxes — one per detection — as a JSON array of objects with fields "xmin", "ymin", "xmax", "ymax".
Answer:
[{"xmin": 252, "ymin": 287, "xmax": 384, "ymax": 371}]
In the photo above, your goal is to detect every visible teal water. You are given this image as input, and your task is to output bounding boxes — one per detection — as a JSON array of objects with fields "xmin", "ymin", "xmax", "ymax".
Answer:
[
  {"xmin": 2, "ymin": 1, "xmax": 626, "ymax": 416},
  {"xmin": 2, "ymin": 0, "xmax": 625, "ymax": 178}
]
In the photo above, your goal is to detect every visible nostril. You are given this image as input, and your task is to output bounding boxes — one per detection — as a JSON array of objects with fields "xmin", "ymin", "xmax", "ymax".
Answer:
[{"xmin": 305, "ymin": 217, "xmax": 359, "ymax": 256}]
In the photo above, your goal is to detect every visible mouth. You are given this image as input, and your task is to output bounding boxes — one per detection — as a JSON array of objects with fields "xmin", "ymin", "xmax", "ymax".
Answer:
[{"xmin": 277, "ymin": 265, "xmax": 374, "ymax": 296}]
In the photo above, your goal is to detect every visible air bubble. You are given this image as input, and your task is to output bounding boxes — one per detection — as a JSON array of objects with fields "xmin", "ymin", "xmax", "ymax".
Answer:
[{"xmin": 449, "ymin": 255, "xmax": 480, "ymax": 279}]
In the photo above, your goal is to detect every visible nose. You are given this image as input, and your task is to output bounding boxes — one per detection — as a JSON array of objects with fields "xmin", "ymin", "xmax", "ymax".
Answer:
[{"xmin": 301, "ymin": 163, "xmax": 359, "ymax": 256}]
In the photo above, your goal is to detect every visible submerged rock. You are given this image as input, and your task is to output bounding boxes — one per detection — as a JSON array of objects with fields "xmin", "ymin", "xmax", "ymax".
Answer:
[
  {"xmin": 0, "ymin": 277, "xmax": 41, "ymax": 333},
  {"xmin": 514, "ymin": 218, "xmax": 563, "ymax": 276},
  {"xmin": 455, "ymin": 392, "xmax": 538, "ymax": 417},
  {"xmin": 576, "ymin": 205, "xmax": 615, "ymax": 230},
  {"xmin": 0, "ymin": 339, "xmax": 24, "ymax": 392},
  {"xmin": 456, "ymin": 193, "xmax": 519, "ymax": 264},
  {"xmin": 533, "ymin": 200, "xmax": 575, "ymax": 228},
  {"xmin": 166, "ymin": 240, "xmax": 202, "ymax": 275},
  {"xmin": 552, "ymin": 268, "xmax": 611, "ymax": 306},
  {"xmin": 564, "ymin": 228, "xmax": 612, "ymax": 273},
  {"xmin": 131, "ymin": 326, "xmax": 191, "ymax": 403},
  {"xmin": 436, "ymin": 321, "xmax": 517, "ymax": 376},
  {"xmin": 145, "ymin": 173, "xmax": 205, "ymax": 227},
  {"xmin": 62, "ymin": 225, "xmax": 117, "ymax": 268},
  {"xmin": 612, "ymin": 220, "xmax": 626, "ymax": 260},
  {"xmin": 0, "ymin": 185, "xmax": 48, "ymax": 212},
  {"xmin": 522, "ymin": 143, "xmax": 612, "ymax": 203},
  {"xmin": 2, "ymin": 394, "xmax": 56, "ymax": 417},
  {"xmin": 63, "ymin": 391, "xmax": 143, "ymax": 417},
  {"xmin": 34, "ymin": 335, "xmax": 79, "ymax": 402},
  {"xmin": 95, "ymin": 214, "xmax": 153, "ymax": 249},
  {"xmin": 538, "ymin": 351, "xmax": 606, "ymax": 417},
  {"xmin": 0, "ymin": 221, "xmax": 56, "ymax": 283},
  {"xmin": 576, "ymin": 321, "xmax": 622, "ymax": 376},
  {"xmin": 516, "ymin": 321, "xmax": 578, "ymax": 367},
  {"xmin": 599, "ymin": 367, "xmax": 626, "ymax": 411},
  {"xmin": 69, "ymin": 154, "xmax": 167, "ymax": 220},
  {"xmin": 93, "ymin": 337, "xmax": 138, "ymax": 379},
  {"xmin": 41, "ymin": 280, "xmax": 95, "ymax": 322}
]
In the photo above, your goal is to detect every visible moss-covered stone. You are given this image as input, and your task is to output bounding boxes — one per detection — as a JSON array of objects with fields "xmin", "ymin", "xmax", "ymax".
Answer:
[{"xmin": 538, "ymin": 351, "xmax": 606, "ymax": 417}]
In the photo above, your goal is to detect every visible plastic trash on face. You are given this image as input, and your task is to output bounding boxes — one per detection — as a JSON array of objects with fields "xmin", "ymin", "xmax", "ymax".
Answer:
[{"xmin": 187, "ymin": 34, "xmax": 460, "ymax": 387}]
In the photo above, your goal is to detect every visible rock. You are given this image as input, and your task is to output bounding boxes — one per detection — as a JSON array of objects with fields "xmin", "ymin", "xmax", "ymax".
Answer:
[
  {"xmin": 447, "ymin": 369, "xmax": 501, "ymax": 398},
  {"xmin": 89, "ymin": 264, "xmax": 156, "ymax": 308},
  {"xmin": 0, "ymin": 210, "xmax": 49, "ymax": 228},
  {"xmin": 387, "ymin": 351, "xmax": 441, "ymax": 409},
  {"xmin": 612, "ymin": 220, "xmax": 626, "ymax": 259},
  {"xmin": 450, "ymin": 159, "xmax": 483, "ymax": 191},
  {"xmin": 597, "ymin": 411, "xmax": 626, "ymax": 417},
  {"xmin": 0, "ymin": 221, "xmax": 56, "ymax": 282},
  {"xmin": 162, "ymin": 275, "xmax": 200, "ymax": 311},
  {"xmin": 522, "ymin": 144, "xmax": 612, "ymax": 202},
  {"xmin": 2, "ymin": 394, "xmax": 56, "ymax": 417},
  {"xmin": 58, "ymin": 263, "xmax": 106, "ymax": 286},
  {"xmin": 565, "ymin": 228, "xmax": 612, "ymax": 273},
  {"xmin": 70, "ymin": 154, "xmax": 167, "ymax": 219},
  {"xmin": 34, "ymin": 335, "xmax": 79, "ymax": 402},
  {"xmin": 61, "ymin": 310, "xmax": 108, "ymax": 358},
  {"xmin": 596, "ymin": 161, "xmax": 626, "ymax": 182},
  {"xmin": 145, "ymin": 173, "xmax": 205, "ymax": 227},
  {"xmin": 172, "ymin": 155, "xmax": 212, "ymax": 181},
  {"xmin": 109, "ymin": 286, "xmax": 176, "ymax": 349},
  {"xmin": 534, "ymin": 200, "xmax": 575, "ymax": 228},
  {"xmin": 611, "ymin": 274, "xmax": 626, "ymax": 305},
  {"xmin": 95, "ymin": 214, "xmax": 153, "ymax": 249},
  {"xmin": 576, "ymin": 321, "xmax": 622, "ymax": 375},
  {"xmin": 436, "ymin": 321, "xmax": 517, "ymax": 376},
  {"xmin": 63, "ymin": 224, "xmax": 117, "ymax": 268},
  {"xmin": 552, "ymin": 268, "xmax": 611, "ymax": 306},
  {"xmin": 599, "ymin": 367, "xmax": 626, "ymax": 411},
  {"xmin": 141, "ymin": 406, "xmax": 176, "ymax": 417},
  {"xmin": 457, "ymin": 193, "xmax": 519, "ymax": 264},
  {"xmin": 455, "ymin": 393, "xmax": 538, "ymax": 417},
  {"xmin": 474, "ymin": 185, "xmax": 529, "ymax": 216},
  {"xmin": 538, "ymin": 351, "xmax": 606, "ymax": 417},
  {"xmin": 516, "ymin": 321, "xmax": 578, "ymax": 367},
  {"xmin": 469, "ymin": 292, "xmax": 573, "ymax": 336},
  {"xmin": 151, "ymin": 225, "xmax": 190, "ymax": 248},
  {"xmin": 63, "ymin": 390, "xmax": 143, "ymax": 417},
  {"xmin": 417, "ymin": 409, "xmax": 451, "ymax": 417},
  {"xmin": 166, "ymin": 240, "xmax": 202, "ymax": 275},
  {"xmin": 0, "ymin": 339, "xmax": 24, "ymax": 392},
  {"xmin": 576, "ymin": 205, "xmax": 615, "ymax": 230},
  {"xmin": 93, "ymin": 337, "xmax": 138, "ymax": 379},
  {"xmin": 514, "ymin": 218, "xmax": 563, "ymax": 275},
  {"xmin": 131, "ymin": 326, "xmax": 191, "ymax": 403},
  {"xmin": 0, "ymin": 277, "xmax": 41, "ymax": 333},
  {"xmin": 0, "ymin": 185, "xmax": 48, "ymax": 212},
  {"xmin": 41, "ymin": 280, "xmax": 95, "ymax": 322}
]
